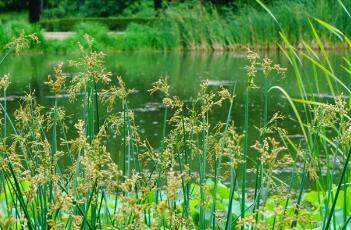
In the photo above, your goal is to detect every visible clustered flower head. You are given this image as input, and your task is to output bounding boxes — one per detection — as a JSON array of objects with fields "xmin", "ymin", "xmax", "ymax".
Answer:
[
  {"xmin": 245, "ymin": 48, "xmax": 287, "ymax": 88},
  {"xmin": 67, "ymin": 34, "xmax": 112, "ymax": 101},
  {"xmin": 45, "ymin": 63, "xmax": 65, "ymax": 95},
  {"xmin": 0, "ymin": 74, "xmax": 10, "ymax": 90},
  {"xmin": 5, "ymin": 32, "xmax": 40, "ymax": 54},
  {"xmin": 0, "ymin": 34, "xmax": 339, "ymax": 229},
  {"xmin": 102, "ymin": 76, "xmax": 137, "ymax": 111},
  {"xmin": 148, "ymin": 77, "xmax": 170, "ymax": 97},
  {"xmin": 313, "ymin": 95, "xmax": 347, "ymax": 128},
  {"xmin": 251, "ymin": 137, "xmax": 291, "ymax": 174}
]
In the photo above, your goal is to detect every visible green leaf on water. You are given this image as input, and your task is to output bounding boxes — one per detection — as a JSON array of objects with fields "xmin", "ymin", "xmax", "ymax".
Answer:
[
  {"xmin": 217, "ymin": 181, "xmax": 230, "ymax": 199},
  {"xmin": 304, "ymin": 190, "xmax": 323, "ymax": 208},
  {"xmin": 0, "ymin": 180, "xmax": 31, "ymax": 202},
  {"xmin": 146, "ymin": 191, "xmax": 156, "ymax": 203},
  {"xmin": 205, "ymin": 179, "xmax": 239, "ymax": 200}
]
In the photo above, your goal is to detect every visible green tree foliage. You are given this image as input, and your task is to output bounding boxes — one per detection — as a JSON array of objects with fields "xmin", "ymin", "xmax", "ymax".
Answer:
[
  {"xmin": 61, "ymin": 0, "xmax": 136, "ymax": 17},
  {"xmin": 0, "ymin": 0, "xmax": 280, "ymax": 16},
  {"xmin": 29, "ymin": 0, "xmax": 42, "ymax": 23},
  {"xmin": 1, "ymin": 0, "xmax": 139, "ymax": 16},
  {"xmin": 0, "ymin": 0, "xmax": 27, "ymax": 12}
]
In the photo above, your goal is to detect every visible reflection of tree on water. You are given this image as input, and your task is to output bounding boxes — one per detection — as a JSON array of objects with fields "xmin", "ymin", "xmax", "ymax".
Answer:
[
  {"xmin": 30, "ymin": 55, "xmax": 43, "ymax": 101},
  {"xmin": 29, "ymin": 0, "xmax": 43, "ymax": 23}
]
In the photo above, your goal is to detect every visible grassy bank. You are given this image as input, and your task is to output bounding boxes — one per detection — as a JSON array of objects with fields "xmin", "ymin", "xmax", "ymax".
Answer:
[{"xmin": 1, "ymin": 0, "xmax": 350, "ymax": 52}]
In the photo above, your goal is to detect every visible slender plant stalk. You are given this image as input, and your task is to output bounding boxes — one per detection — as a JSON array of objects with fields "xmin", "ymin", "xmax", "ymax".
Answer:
[
  {"xmin": 225, "ymin": 158, "xmax": 238, "ymax": 230},
  {"xmin": 241, "ymin": 84, "xmax": 250, "ymax": 226},
  {"xmin": 253, "ymin": 76, "xmax": 269, "ymax": 226},
  {"xmin": 212, "ymin": 84, "xmax": 235, "ymax": 229},
  {"xmin": 325, "ymin": 147, "xmax": 351, "ymax": 230}
]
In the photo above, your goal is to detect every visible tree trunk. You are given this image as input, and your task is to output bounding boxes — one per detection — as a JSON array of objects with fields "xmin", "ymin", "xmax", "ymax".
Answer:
[
  {"xmin": 154, "ymin": 0, "xmax": 162, "ymax": 11},
  {"xmin": 29, "ymin": 0, "xmax": 42, "ymax": 23}
]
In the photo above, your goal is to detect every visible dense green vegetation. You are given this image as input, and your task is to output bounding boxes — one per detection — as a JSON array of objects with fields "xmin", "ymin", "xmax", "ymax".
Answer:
[
  {"xmin": 39, "ymin": 17, "xmax": 156, "ymax": 31},
  {"xmin": 0, "ymin": 0, "xmax": 350, "ymax": 229},
  {"xmin": 0, "ymin": 0, "xmax": 264, "ymax": 17},
  {"xmin": 0, "ymin": 2, "xmax": 351, "ymax": 228},
  {"xmin": 1, "ymin": 0, "xmax": 350, "ymax": 52}
]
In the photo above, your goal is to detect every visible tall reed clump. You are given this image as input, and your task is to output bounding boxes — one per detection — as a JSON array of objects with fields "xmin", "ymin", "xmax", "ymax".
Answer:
[
  {"xmin": 0, "ymin": 4, "xmax": 351, "ymax": 228},
  {"xmin": 261, "ymin": 0, "xmax": 351, "ymax": 229},
  {"xmin": 116, "ymin": 0, "xmax": 350, "ymax": 51},
  {"xmin": 0, "ymin": 20, "xmax": 44, "ymax": 51},
  {"xmin": 1, "ymin": 1, "xmax": 349, "ymax": 52}
]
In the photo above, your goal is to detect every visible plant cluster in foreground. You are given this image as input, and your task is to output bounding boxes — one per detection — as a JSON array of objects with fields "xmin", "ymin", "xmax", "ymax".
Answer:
[{"xmin": 0, "ymin": 27, "xmax": 350, "ymax": 229}]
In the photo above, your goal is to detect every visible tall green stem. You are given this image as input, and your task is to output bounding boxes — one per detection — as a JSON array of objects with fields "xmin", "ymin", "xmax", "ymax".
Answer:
[
  {"xmin": 325, "ymin": 147, "xmax": 351, "ymax": 229},
  {"xmin": 241, "ymin": 85, "xmax": 249, "ymax": 225}
]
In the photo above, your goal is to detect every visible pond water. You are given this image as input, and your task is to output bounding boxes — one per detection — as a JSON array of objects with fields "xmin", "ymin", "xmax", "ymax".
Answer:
[{"xmin": 0, "ymin": 51, "xmax": 348, "ymax": 187}]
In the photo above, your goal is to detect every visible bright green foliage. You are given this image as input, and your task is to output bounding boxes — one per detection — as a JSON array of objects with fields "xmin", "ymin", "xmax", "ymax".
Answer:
[
  {"xmin": 1, "ymin": 0, "xmax": 351, "ymax": 51},
  {"xmin": 0, "ymin": 0, "xmax": 350, "ymax": 229},
  {"xmin": 0, "ymin": 20, "xmax": 44, "ymax": 49}
]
